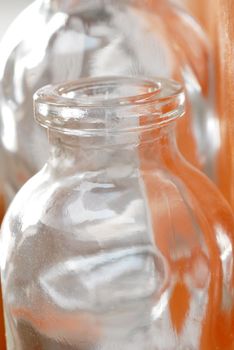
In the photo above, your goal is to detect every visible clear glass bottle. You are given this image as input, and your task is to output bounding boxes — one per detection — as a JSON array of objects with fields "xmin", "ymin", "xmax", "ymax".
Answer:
[
  {"xmin": 0, "ymin": 0, "xmax": 218, "ymax": 208},
  {"xmin": 1, "ymin": 76, "xmax": 234, "ymax": 350}
]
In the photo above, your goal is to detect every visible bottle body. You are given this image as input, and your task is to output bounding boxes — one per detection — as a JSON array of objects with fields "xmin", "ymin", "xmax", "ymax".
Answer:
[
  {"xmin": 2, "ymin": 130, "xmax": 234, "ymax": 350},
  {"xmin": 1, "ymin": 77, "xmax": 234, "ymax": 350},
  {"xmin": 0, "ymin": 0, "xmax": 218, "ymax": 206}
]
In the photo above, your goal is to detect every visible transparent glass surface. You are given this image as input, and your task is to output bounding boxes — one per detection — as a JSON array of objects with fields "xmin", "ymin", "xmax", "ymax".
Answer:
[
  {"xmin": 1, "ymin": 77, "xmax": 234, "ymax": 350},
  {"xmin": 0, "ymin": 0, "xmax": 218, "ymax": 207}
]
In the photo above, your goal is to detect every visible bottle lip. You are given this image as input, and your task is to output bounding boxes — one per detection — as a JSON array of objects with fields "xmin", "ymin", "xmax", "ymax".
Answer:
[{"xmin": 34, "ymin": 76, "xmax": 185, "ymax": 136}]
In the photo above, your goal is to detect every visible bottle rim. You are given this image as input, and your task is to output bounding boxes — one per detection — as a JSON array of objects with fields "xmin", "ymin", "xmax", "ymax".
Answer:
[{"xmin": 34, "ymin": 76, "xmax": 185, "ymax": 136}]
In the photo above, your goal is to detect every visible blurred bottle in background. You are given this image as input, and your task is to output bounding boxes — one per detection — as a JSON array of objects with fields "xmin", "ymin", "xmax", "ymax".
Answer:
[
  {"xmin": 0, "ymin": 2, "xmax": 29, "ymax": 349},
  {"xmin": 213, "ymin": 0, "xmax": 234, "ymax": 209},
  {"xmin": 175, "ymin": 0, "xmax": 234, "ymax": 210},
  {"xmin": 0, "ymin": 0, "xmax": 30, "ymax": 226},
  {"xmin": 0, "ymin": 0, "xmax": 218, "ymax": 209}
]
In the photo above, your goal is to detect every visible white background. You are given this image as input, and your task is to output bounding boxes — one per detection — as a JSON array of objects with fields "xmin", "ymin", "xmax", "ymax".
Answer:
[{"xmin": 0, "ymin": 0, "xmax": 31, "ymax": 40}]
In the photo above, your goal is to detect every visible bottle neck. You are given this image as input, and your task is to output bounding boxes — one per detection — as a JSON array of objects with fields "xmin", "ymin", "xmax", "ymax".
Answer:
[
  {"xmin": 34, "ymin": 77, "xmax": 185, "ymax": 175},
  {"xmin": 47, "ymin": 126, "xmax": 181, "ymax": 175}
]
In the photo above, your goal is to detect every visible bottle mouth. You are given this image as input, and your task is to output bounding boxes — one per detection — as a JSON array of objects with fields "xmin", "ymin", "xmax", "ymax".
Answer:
[{"xmin": 34, "ymin": 76, "xmax": 185, "ymax": 136}]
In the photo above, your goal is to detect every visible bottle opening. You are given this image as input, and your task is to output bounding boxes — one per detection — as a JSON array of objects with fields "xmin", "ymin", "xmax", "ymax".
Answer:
[
  {"xmin": 59, "ymin": 77, "xmax": 161, "ymax": 106},
  {"xmin": 34, "ymin": 76, "xmax": 185, "ymax": 136}
]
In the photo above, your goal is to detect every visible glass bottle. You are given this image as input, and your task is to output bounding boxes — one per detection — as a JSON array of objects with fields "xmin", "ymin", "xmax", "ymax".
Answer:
[
  {"xmin": 209, "ymin": 0, "xmax": 234, "ymax": 209},
  {"xmin": 1, "ymin": 76, "xmax": 234, "ymax": 350},
  {"xmin": 0, "ymin": 0, "xmax": 218, "ymax": 208}
]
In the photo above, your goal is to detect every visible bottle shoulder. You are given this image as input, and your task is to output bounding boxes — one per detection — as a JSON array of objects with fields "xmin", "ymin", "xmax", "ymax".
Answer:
[{"xmin": 2, "ymin": 161, "xmax": 232, "ymax": 239}]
